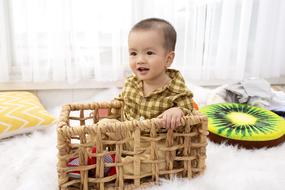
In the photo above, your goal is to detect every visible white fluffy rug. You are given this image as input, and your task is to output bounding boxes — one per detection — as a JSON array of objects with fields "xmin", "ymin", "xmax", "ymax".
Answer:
[
  {"xmin": 1, "ymin": 125, "xmax": 285, "ymax": 190},
  {"xmin": 1, "ymin": 86, "xmax": 285, "ymax": 190}
]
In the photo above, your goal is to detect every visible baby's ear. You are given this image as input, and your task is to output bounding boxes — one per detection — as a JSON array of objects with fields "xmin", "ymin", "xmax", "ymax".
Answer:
[{"xmin": 166, "ymin": 51, "xmax": 175, "ymax": 67}]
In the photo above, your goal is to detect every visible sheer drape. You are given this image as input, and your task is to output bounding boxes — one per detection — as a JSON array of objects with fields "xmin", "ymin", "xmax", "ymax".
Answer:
[
  {"xmin": 133, "ymin": 0, "xmax": 285, "ymax": 82},
  {"xmin": 0, "ymin": 0, "xmax": 284, "ymax": 84},
  {"xmin": 0, "ymin": 0, "xmax": 131, "ymax": 83},
  {"xmin": 0, "ymin": 0, "xmax": 11, "ymax": 81}
]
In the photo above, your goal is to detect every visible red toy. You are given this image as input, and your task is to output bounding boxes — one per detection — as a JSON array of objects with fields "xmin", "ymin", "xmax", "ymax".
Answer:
[{"xmin": 67, "ymin": 146, "xmax": 116, "ymax": 178}]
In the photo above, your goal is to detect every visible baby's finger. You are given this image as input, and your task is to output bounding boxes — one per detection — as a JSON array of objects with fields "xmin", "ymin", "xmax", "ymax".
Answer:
[
  {"xmin": 171, "ymin": 117, "xmax": 177, "ymax": 129},
  {"xmin": 161, "ymin": 115, "xmax": 167, "ymax": 128},
  {"xmin": 166, "ymin": 115, "xmax": 172, "ymax": 129},
  {"xmin": 176, "ymin": 118, "xmax": 181, "ymax": 128}
]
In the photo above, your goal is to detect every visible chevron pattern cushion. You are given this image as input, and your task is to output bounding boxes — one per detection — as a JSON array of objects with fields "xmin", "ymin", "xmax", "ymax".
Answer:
[{"xmin": 0, "ymin": 91, "xmax": 55, "ymax": 139}]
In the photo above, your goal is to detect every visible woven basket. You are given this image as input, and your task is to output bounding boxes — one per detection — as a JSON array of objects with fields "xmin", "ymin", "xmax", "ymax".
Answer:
[{"xmin": 57, "ymin": 100, "xmax": 208, "ymax": 190}]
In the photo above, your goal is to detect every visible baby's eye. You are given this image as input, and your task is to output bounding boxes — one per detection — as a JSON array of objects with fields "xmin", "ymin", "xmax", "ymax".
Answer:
[
  {"xmin": 147, "ymin": 51, "xmax": 154, "ymax": 55},
  {"xmin": 129, "ymin": 52, "xmax": 137, "ymax": 56}
]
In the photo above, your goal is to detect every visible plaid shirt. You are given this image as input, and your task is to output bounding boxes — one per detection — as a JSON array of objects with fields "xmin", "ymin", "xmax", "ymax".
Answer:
[{"xmin": 116, "ymin": 69, "xmax": 193, "ymax": 120}]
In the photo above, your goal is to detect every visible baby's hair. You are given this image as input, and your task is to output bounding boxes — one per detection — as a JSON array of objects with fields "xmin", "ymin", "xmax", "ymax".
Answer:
[{"xmin": 130, "ymin": 18, "xmax": 177, "ymax": 51}]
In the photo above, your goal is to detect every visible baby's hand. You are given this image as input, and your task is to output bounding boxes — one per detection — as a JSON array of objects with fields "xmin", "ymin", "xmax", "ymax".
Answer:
[{"xmin": 157, "ymin": 107, "xmax": 184, "ymax": 129}]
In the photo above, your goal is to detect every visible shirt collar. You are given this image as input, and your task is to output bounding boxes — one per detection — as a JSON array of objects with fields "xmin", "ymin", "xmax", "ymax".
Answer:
[{"xmin": 133, "ymin": 69, "xmax": 187, "ymax": 97}]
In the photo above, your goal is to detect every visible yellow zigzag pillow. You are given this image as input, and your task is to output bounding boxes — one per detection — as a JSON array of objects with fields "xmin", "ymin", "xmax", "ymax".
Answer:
[{"xmin": 0, "ymin": 91, "xmax": 55, "ymax": 139}]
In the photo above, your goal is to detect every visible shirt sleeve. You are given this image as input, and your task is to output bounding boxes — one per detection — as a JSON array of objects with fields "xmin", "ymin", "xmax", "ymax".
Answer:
[
  {"xmin": 114, "ymin": 76, "xmax": 130, "ymax": 102},
  {"xmin": 112, "ymin": 76, "xmax": 137, "ymax": 120},
  {"xmin": 111, "ymin": 80, "xmax": 127, "ymax": 117},
  {"xmin": 174, "ymin": 91, "xmax": 194, "ymax": 115},
  {"xmin": 114, "ymin": 90, "xmax": 124, "ymax": 102}
]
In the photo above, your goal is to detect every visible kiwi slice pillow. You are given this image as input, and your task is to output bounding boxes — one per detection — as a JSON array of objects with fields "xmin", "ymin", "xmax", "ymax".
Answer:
[{"xmin": 200, "ymin": 103, "xmax": 285, "ymax": 148}]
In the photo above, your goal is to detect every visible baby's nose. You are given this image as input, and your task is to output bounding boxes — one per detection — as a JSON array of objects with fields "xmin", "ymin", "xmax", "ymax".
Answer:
[{"xmin": 136, "ymin": 55, "xmax": 145, "ymax": 64}]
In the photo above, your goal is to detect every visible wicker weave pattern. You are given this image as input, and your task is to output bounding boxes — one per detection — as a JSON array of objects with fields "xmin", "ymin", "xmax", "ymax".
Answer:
[{"xmin": 57, "ymin": 100, "xmax": 208, "ymax": 190}]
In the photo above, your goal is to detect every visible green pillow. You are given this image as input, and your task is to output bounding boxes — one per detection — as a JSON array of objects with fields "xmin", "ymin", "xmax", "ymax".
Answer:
[{"xmin": 200, "ymin": 103, "xmax": 285, "ymax": 148}]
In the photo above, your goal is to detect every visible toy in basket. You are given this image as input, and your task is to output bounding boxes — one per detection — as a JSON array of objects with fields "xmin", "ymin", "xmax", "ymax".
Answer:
[{"xmin": 57, "ymin": 100, "xmax": 208, "ymax": 190}]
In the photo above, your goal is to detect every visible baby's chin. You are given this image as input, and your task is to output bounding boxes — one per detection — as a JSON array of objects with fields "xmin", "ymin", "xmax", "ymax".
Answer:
[{"xmin": 134, "ymin": 72, "xmax": 150, "ymax": 80}]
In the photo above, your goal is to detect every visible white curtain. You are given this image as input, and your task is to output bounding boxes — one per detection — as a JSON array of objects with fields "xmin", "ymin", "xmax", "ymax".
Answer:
[
  {"xmin": 132, "ymin": 0, "xmax": 285, "ymax": 82},
  {"xmin": 0, "ymin": 0, "xmax": 131, "ymax": 83},
  {"xmin": 0, "ymin": 0, "xmax": 284, "ymax": 84},
  {"xmin": 0, "ymin": 0, "xmax": 10, "ymax": 81}
]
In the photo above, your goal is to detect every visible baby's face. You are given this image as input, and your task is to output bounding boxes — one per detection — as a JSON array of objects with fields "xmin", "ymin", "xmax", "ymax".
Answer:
[{"xmin": 128, "ymin": 29, "xmax": 172, "ymax": 83}]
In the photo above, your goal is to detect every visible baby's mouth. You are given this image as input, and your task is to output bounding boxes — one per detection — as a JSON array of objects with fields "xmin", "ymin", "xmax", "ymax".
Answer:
[{"xmin": 137, "ymin": 67, "xmax": 149, "ymax": 72}]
